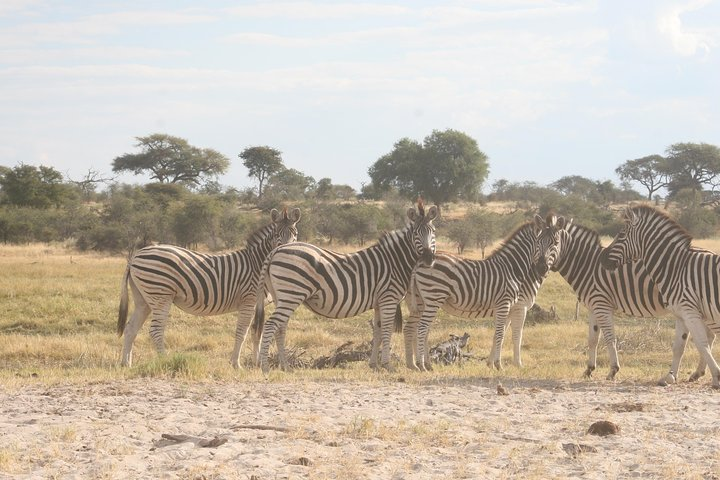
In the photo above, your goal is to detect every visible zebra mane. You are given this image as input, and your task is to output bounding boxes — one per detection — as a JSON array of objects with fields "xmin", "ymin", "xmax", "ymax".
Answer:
[
  {"xmin": 488, "ymin": 221, "xmax": 535, "ymax": 258},
  {"xmin": 630, "ymin": 204, "xmax": 693, "ymax": 245}
]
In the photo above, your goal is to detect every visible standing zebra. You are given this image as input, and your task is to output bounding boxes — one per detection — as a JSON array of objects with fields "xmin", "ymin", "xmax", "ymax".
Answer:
[
  {"xmin": 404, "ymin": 214, "xmax": 570, "ymax": 371},
  {"xmin": 600, "ymin": 205, "xmax": 720, "ymax": 388},
  {"xmin": 254, "ymin": 199, "xmax": 438, "ymax": 374},
  {"xmin": 553, "ymin": 222, "xmax": 712, "ymax": 382},
  {"xmin": 117, "ymin": 208, "xmax": 301, "ymax": 368}
]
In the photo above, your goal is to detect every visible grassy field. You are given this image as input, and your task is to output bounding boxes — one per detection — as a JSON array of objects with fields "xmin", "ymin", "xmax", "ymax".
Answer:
[{"xmin": 2, "ymin": 236, "xmax": 719, "ymax": 388}]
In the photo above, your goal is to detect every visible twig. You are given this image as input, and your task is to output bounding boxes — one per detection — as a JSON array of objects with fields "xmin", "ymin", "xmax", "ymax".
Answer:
[{"xmin": 230, "ymin": 424, "xmax": 292, "ymax": 432}]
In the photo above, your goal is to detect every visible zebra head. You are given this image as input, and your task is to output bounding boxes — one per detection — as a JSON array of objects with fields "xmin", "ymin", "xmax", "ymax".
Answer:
[
  {"xmin": 599, "ymin": 206, "xmax": 643, "ymax": 271},
  {"xmin": 533, "ymin": 213, "xmax": 572, "ymax": 276},
  {"xmin": 270, "ymin": 207, "xmax": 301, "ymax": 246},
  {"xmin": 407, "ymin": 199, "xmax": 439, "ymax": 267}
]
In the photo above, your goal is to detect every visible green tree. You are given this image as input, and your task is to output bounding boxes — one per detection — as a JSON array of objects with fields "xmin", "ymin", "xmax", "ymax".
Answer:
[
  {"xmin": 368, "ymin": 129, "xmax": 489, "ymax": 211},
  {"xmin": 615, "ymin": 155, "xmax": 668, "ymax": 200},
  {"xmin": 112, "ymin": 133, "xmax": 229, "ymax": 187},
  {"xmin": 0, "ymin": 164, "xmax": 71, "ymax": 208},
  {"xmin": 239, "ymin": 146, "xmax": 284, "ymax": 200}
]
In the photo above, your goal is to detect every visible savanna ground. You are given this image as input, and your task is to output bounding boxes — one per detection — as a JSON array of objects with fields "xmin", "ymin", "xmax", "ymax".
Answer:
[{"xmin": 1, "ymin": 237, "xmax": 720, "ymax": 479}]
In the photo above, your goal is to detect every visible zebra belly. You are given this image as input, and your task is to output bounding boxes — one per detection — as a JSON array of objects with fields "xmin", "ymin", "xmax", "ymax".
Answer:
[{"xmin": 303, "ymin": 294, "xmax": 375, "ymax": 319}]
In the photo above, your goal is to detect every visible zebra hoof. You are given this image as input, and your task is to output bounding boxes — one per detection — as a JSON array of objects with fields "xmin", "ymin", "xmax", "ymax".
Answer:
[
  {"xmin": 406, "ymin": 363, "xmax": 421, "ymax": 372},
  {"xmin": 657, "ymin": 373, "xmax": 676, "ymax": 387},
  {"xmin": 606, "ymin": 366, "xmax": 619, "ymax": 381},
  {"xmin": 423, "ymin": 362, "xmax": 433, "ymax": 372},
  {"xmin": 583, "ymin": 367, "xmax": 595, "ymax": 378},
  {"xmin": 688, "ymin": 371, "xmax": 704, "ymax": 382},
  {"xmin": 381, "ymin": 363, "xmax": 395, "ymax": 372},
  {"xmin": 493, "ymin": 360, "xmax": 503, "ymax": 371}
]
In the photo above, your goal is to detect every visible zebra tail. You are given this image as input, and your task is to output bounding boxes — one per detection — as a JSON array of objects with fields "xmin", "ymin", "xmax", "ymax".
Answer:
[
  {"xmin": 117, "ymin": 264, "xmax": 131, "ymax": 336},
  {"xmin": 252, "ymin": 258, "xmax": 271, "ymax": 339},
  {"xmin": 394, "ymin": 304, "xmax": 403, "ymax": 333}
]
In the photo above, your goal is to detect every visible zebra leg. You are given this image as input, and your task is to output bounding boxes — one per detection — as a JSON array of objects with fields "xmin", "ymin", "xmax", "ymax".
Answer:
[
  {"xmin": 689, "ymin": 323, "xmax": 715, "ymax": 382},
  {"xmin": 259, "ymin": 300, "xmax": 299, "ymax": 375},
  {"xmin": 584, "ymin": 314, "xmax": 600, "ymax": 378},
  {"xmin": 369, "ymin": 309, "xmax": 381, "ymax": 369},
  {"xmin": 147, "ymin": 299, "xmax": 173, "ymax": 356},
  {"xmin": 120, "ymin": 289, "xmax": 151, "ymax": 367},
  {"xmin": 597, "ymin": 312, "xmax": 620, "ymax": 380},
  {"xmin": 417, "ymin": 305, "xmax": 439, "ymax": 372},
  {"xmin": 230, "ymin": 302, "xmax": 255, "ymax": 369},
  {"xmin": 403, "ymin": 310, "xmax": 420, "ymax": 371},
  {"xmin": 681, "ymin": 312, "xmax": 720, "ymax": 388},
  {"xmin": 275, "ymin": 323, "xmax": 289, "ymax": 371},
  {"xmin": 379, "ymin": 303, "xmax": 397, "ymax": 371},
  {"xmin": 659, "ymin": 319, "xmax": 689, "ymax": 386},
  {"xmin": 508, "ymin": 305, "xmax": 527, "ymax": 368},
  {"xmin": 489, "ymin": 306, "xmax": 511, "ymax": 370}
]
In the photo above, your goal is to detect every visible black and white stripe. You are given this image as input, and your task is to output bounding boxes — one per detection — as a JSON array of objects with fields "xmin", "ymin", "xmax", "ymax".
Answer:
[
  {"xmin": 404, "ymin": 215, "xmax": 570, "ymax": 371},
  {"xmin": 600, "ymin": 205, "xmax": 720, "ymax": 387},
  {"xmin": 254, "ymin": 200, "xmax": 438, "ymax": 374},
  {"xmin": 117, "ymin": 208, "xmax": 300, "ymax": 367}
]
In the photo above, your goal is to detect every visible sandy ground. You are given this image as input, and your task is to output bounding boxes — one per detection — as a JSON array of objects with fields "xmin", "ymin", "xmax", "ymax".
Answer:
[{"xmin": 1, "ymin": 377, "xmax": 719, "ymax": 480}]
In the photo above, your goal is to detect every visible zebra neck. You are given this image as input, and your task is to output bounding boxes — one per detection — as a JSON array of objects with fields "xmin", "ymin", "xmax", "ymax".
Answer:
[
  {"xmin": 377, "ymin": 226, "xmax": 419, "ymax": 279},
  {"xmin": 641, "ymin": 230, "xmax": 691, "ymax": 297},
  {"xmin": 492, "ymin": 228, "xmax": 540, "ymax": 281},
  {"xmin": 244, "ymin": 226, "xmax": 275, "ymax": 270},
  {"xmin": 556, "ymin": 231, "xmax": 603, "ymax": 299}
]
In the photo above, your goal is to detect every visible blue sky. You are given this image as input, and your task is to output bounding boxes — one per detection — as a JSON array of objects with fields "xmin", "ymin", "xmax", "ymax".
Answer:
[{"xmin": 1, "ymin": 0, "xmax": 719, "ymax": 193}]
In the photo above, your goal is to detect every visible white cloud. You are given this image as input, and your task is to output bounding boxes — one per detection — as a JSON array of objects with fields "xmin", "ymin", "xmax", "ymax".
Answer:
[{"xmin": 657, "ymin": 0, "xmax": 714, "ymax": 56}]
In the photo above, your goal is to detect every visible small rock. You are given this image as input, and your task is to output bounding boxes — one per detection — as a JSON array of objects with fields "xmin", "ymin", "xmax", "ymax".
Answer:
[{"xmin": 497, "ymin": 383, "xmax": 509, "ymax": 396}]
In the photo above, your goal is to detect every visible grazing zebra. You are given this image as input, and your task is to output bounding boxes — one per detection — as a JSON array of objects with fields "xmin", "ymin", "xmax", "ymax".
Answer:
[
  {"xmin": 117, "ymin": 208, "xmax": 301, "ymax": 368},
  {"xmin": 254, "ymin": 199, "xmax": 438, "ymax": 374},
  {"xmin": 553, "ymin": 222, "xmax": 712, "ymax": 382},
  {"xmin": 600, "ymin": 205, "xmax": 720, "ymax": 388},
  {"xmin": 404, "ymin": 214, "xmax": 571, "ymax": 371}
]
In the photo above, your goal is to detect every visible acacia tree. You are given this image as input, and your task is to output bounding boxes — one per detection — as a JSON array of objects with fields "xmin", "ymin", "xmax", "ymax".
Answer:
[
  {"xmin": 615, "ymin": 155, "xmax": 669, "ymax": 200},
  {"xmin": 112, "ymin": 133, "xmax": 229, "ymax": 187},
  {"xmin": 663, "ymin": 142, "xmax": 720, "ymax": 197},
  {"xmin": 239, "ymin": 146, "xmax": 284, "ymax": 200},
  {"xmin": 368, "ymin": 129, "xmax": 489, "ymax": 211}
]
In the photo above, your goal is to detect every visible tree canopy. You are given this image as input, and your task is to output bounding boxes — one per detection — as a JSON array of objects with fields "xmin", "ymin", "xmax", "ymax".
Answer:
[
  {"xmin": 239, "ymin": 146, "xmax": 284, "ymax": 199},
  {"xmin": 112, "ymin": 133, "xmax": 229, "ymax": 187},
  {"xmin": 368, "ymin": 129, "xmax": 489, "ymax": 209},
  {"xmin": 0, "ymin": 164, "xmax": 72, "ymax": 208}
]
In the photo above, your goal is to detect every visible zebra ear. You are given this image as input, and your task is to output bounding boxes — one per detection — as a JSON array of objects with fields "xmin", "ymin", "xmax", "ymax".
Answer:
[
  {"xmin": 558, "ymin": 217, "xmax": 573, "ymax": 230},
  {"xmin": 271, "ymin": 209, "xmax": 280, "ymax": 222},
  {"xmin": 407, "ymin": 207, "xmax": 419, "ymax": 223},
  {"xmin": 290, "ymin": 208, "xmax": 301, "ymax": 223},
  {"xmin": 426, "ymin": 205, "xmax": 438, "ymax": 221},
  {"xmin": 533, "ymin": 214, "xmax": 545, "ymax": 234}
]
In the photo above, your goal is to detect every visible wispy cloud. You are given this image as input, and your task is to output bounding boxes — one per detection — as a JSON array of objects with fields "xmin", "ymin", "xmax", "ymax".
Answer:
[
  {"xmin": 0, "ymin": 9, "xmax": 216, "ymax": 47},
  {"xmin": 226, "ymin": 2, "xmax": 409, "ymax": 19}
]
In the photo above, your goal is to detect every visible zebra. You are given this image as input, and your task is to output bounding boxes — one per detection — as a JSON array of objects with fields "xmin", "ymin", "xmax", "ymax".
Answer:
[
  {"xmin": 117, "ymin": 207, "xmax": 301, "ymax": 368},
  {"xmin": 403, "ymin": 214, "xmax": 571, "ymax": 371},
  {"xmin": 253, "ymin": 199, "xmax": 438, "ymax": 374},
  {"xmin": 552, "ymin": 222, "xmax": 713, "ymax": 382},
  {"xmin": 599, "ymin": 205, "xmax": 720, "ymax": 388}
]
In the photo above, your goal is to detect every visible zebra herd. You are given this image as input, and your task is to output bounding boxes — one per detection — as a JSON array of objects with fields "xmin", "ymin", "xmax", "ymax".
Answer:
[{"xmin": 117, "ymin": 201, "xmax": 720, "ymax": 388}]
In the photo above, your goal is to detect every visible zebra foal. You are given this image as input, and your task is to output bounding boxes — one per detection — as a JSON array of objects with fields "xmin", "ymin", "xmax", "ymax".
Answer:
[
  {"xmin": 404, "ymin": 214, "xmax": 571, "ymax": 371},
  {"xmin": 600, "ymin": 205, "xmax": 720, "ymax": 388},
  {"xmin": 254, "ymin": 199, "xmax": 438, "ymax": 374},
  {"xmin": 117, "ymin": 208, "xmax": 301, "ymax": 368}
]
